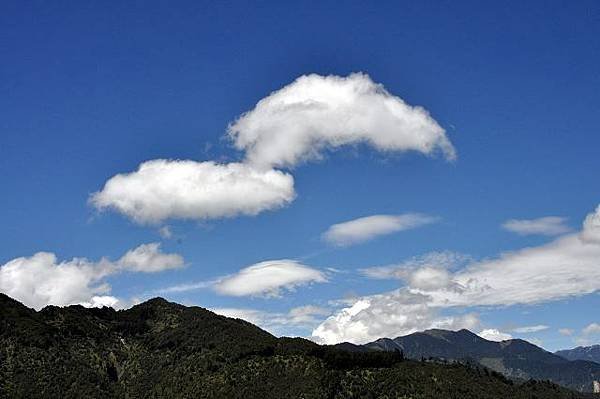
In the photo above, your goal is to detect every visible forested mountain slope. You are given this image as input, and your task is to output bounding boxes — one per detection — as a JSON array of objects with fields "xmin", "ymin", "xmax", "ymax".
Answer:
[{"xmin": 0, "ymin": 294, "xmax": 593, "ymax": 398}]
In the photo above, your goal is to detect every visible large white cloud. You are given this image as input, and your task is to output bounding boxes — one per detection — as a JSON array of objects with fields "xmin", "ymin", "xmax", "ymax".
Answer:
[
  {"xmin": 0, "ymin": 252, "xmax": 112, "ymax": 310},
  {"xmin": 313, "ymin": 205, "xmax": 600, "ymax": 344},
  {"xmin": 228, "ymin": 73, "xmax": 455, "ymax": 168},
  {"xmin": 90, "ymin": 160, "xmax": 295, "ymax": 224},
  {"xmin": 213, "ymin": 259, "xmax": 328, "ymax": 297},
  {"xmin": 437, "ymin": 236, "xmax": 600, "ymax": 307},
  {"xmin": 92, "ymin": 73, "xmax": 453, "ymax": 225},
  {"xmin": 322, "ymin": 213, "xmax": 438, "ymax": 247},
  {"xmin": 312, "ymin": 291, "xmax": 480, "ymax": 344},
  {"xmin": 229, "ymin": 73, "xmax": 456, "ymax": 166},
  {"xmin": 502, "ymin": 216, "xmax": 571, "ymax": 236},
  {"xmin": 0, "ymin": 243, "xmax": 184, "ymax": 310}
]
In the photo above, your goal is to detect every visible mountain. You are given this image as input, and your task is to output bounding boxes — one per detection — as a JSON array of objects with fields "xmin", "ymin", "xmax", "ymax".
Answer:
[
  {"xmin": 0, "ymin": 294, "xmax": 593, "ymax": 398},
  {"xmin": 556, "ymin": 345, "xmax": 600, "ymax": 364},
  {"xmin": 360, "ymin": 328, "xmax": 600, "ymax": 392}
]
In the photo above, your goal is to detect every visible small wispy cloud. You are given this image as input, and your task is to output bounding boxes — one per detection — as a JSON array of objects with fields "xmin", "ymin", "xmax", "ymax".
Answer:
[
  {"xmin": 322, "ymin": 213, "xmax": 438, "ymax": 247},
  {"xmin": 157, "ymin": 259, "xmax": 329, "ymax": 298},
  {"xmin": 502, "ymin": 216, "xmax": 571, "ymax": 236},
  {"xmin": 212, "ymin": 305, "xmax": 331, "ymax": 336},
  {"xmin": 155, "ymin": 280, "xmax": 216, "ymax": 294},
  {"xmin": 158, "ymin": 226, "xmax": 173, "ymax": 239},
  {"xmin": 214, "ymin": 259, "xmax": 328, "ymax": 297},
  {"xmin": 512, "ymin": 325, "xmax": 549, "ymax": 334},
  {"xmin": 582, "ymin": 322, "xmax": 600, "ymax": 336},
  {"xmin": 360, "ymin": 251, "xmax": 470, "ymax": 280}
]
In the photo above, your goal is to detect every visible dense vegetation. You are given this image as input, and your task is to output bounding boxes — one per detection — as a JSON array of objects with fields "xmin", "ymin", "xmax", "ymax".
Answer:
[{"xmin": 0, "ymin": 294, "xmax": 594, "ymax": 398}]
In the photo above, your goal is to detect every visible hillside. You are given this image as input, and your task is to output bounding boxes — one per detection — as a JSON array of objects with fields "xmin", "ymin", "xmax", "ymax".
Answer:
[
  {"xmin": 556, "ymin": 345, "xmax": 600, "ymax": 364},
  {"xmin": 362, "ymin": 329, "xmax": 600, "ymax": 392},
  {"xmin": 0, "ymin": 294, "xmax": 594, "ymax": 398}
]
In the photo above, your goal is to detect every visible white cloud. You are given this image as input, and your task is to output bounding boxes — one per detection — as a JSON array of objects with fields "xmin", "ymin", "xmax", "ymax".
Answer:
[
  {"xmin": 502, "ymin": 216, "xmax": 571, "ymax": 236},
  {"xmin": 80, "ymin": 296, "xmax": 120, "ymax": 308},
  {"xmin": 90, "ymin": 160, "xmax": 295, "ymax": 224},
  {"xmin": 212, "ymin": 305, "xmax": 330, "ymax": 336},
  {"xmin": 0, "ymin": 243, "xmax": 184, "ymax": 310},
  {"xmin": 157, "ymin": 263, "xmax": 333, "ymax": 297},
  {"xmin": 228, "ymin": 73, "xmax": 455, "ymax": 168},
  {"xmin": 478, "ymin": 329, "xmax": 513, "ymax": 342},
  {"xmin": 558, "ymin": 328, "xmax": 574, "ymax": 336},
  {"xmin": 323, "ymin": 213, "xmax": 438, "ymax": 247},
  {"xmin": 582, "ymin": 323, "xmax": 600, "ymax": 335},
  {"xmin": 416, "ymin": 207, "xmax": 600, "ymax": 308},
  {"xmin": 313, "ymin": 205, "xmax": 600, "ymax": 344},
  {"xmin": 361, "ymin": 251, "xmax": 470, "ymax": 281},
  {"xmin": 214, "ymin": 259, "xmax": 328, "ymax": 297},
  {"xmin": 288, "ymin": 305, "xmax": 331, "ymax": 324},
  {"xmin": 155, "ymin": 280, "xmax": 215, "ymax": 294},
  {"xmin": 158, "ymin": 226, "xmax": 173, "ymax": 239},
  {"xmin": 581, "ymin": 205, "xmax": 600, "ymax": 243},
  {"xmin": 92, "ymin": 73, "xmax": 454, "ymax": 226},
  {"xmin": 118, "ymin": 243, "xmax": 184, "ymax": 273},
  {"xmin": 312, "ymin": 290, "xmax": 479, "ymax": 344},
  {"xmin": 574, "ymin": 323, "xmax": 600, "ymax": 346},
  {"xmin": 512, "ymin": 325, "xmax": 549, "ymax": 334},
  {"xmin": 407, "ymin": 267, "xmax": 454, "ymax": 291},
  {"xmin": 0, "ymin": 252, "xmax": 112, "ymax": 310}
]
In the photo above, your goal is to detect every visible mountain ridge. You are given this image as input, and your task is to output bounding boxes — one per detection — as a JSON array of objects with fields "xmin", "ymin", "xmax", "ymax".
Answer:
[
  {"xmin": 1, "ymin": 293, "xmax": 594, "ymax": 398},
  {"xmin": 355, "ymin": 327, "xmax": 600, "ymax": 392},
  {"xmin": 556, "ymin": 345, "xmax": 600, "ymax": 364}
]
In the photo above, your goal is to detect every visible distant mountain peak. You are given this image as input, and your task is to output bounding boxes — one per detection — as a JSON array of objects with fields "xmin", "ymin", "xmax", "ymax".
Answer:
[
  {"xmin": 361, "ymin": 328, "xmax": 600, "ymax": 392},
  {"xmin": 555, "ymin": 345, "xmax": 600, "ymax": 365},
  {"xmin": 422, "ymin": 328, "xmax": 481, "ymax": 340},
  {"xmin": 135, "ymin": 296, "xmax": 177, "ymax": 307}
]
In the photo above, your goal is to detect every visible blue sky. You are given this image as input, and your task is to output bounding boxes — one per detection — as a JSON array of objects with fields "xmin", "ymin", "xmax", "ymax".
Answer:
[{"xmin": 1, "ymin": 1, "xmax": 600, "ymax": 351}]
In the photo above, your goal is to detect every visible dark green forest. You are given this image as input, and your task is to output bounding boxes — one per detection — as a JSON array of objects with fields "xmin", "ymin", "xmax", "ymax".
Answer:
[{"xmin": 0, "ymin": 294, "xmax": 593, "ymax": 398}]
